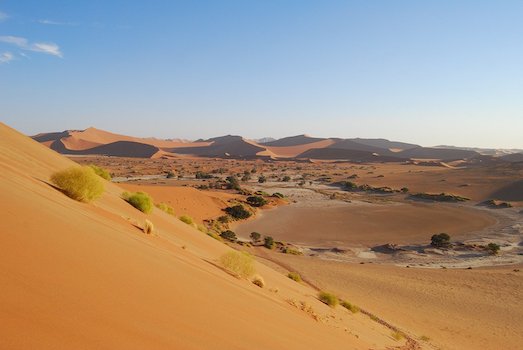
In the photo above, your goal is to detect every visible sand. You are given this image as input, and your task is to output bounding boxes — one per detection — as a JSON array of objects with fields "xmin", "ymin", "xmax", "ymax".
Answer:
[{"xmin": 1, "ymin": 122, "xmax": 405, "ymax": 349}]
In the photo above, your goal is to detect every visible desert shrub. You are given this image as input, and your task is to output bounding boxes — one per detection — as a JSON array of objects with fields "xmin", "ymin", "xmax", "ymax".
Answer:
[
  {"xmin": 263, "ymin": 236, "xmax": 274, "ymax": 249},
  {"xmin": 340, "ymin": 300, "xmax": 360, "ymax": 313},
  {"xmin": 431, "ymin": 233, "xmax": 451, "ymax": 248},
  {"xmin": 258, "ymin": 175, "xmax": 267, "ymax": 183},
  {"xmin": 225, "ymin": 205, "xmax": 251, "ymax": 220},
  {"xmin": 122, "ymin": 191, "xmax": 153, "ymax": 213},
  {"xmin": 155, "ymin": 202, "xmax": 175, "ymax": 215},
  {"xmin": 420, "ymin": 335, "xmax": 431, "ymax": 342},
  {"xmin": 195, "ymin": 171, "xmax": 213, "ymax": 179},
  {"xmin": 401, "ymin": 187, "xmax": 409, "ymax": 193},
  {"xmin": 179, "ymin": 215, "xmax": 194, "ymax": 226},
  {"xmin": 250, "ymin": 231, "xmax": 261, "ymax": 243},
  {"xmin": 220, "ymin": 251, "xmax": 255, "ymax": 278},
  {"xmin": 143, "ymin": 219, "xmax": 154, "ymax": 234},
  {"xmin": 272, "ymin": 192, "xmax": 285, "ymax": 198},
  {"xmin": 282, "ymin": 175, "xmax": 291, "ymax": 182},
  {"xmin": 89, "ymin": 164, "xmax": 111, "ymax": 181},
  {"xmin": 225, "ymin": 175, "xmax": 241, "ymax": 190},
  {"xmin": 318, "ymin": 291, "xmax": 338, "ymax": 308},
  {"xmin": 287, "ymin": 272, "xmax": 302, "ymax": 282},
  {"xmin": 50, "ymin": 166, "xmax": 104, "ymax": 202},
  {"xmin": 251, "ymin": 275, "xmax": 265, "ymax": 288},
  {"xmin": 166, "ymin": 171, "xmax": 175, "ymax": 178},
  {"xmin": 220, "ymin": 230, "xmax": 237, "ymax": 241},
  {"xmin": 282, "ymin": 247, "xmax": 302, "ymax": 255},
  {"xmin": 486, "ymin": 242, "xmax": 500, "ymax": 255},
  {"xmin": 206, "ymin": 231, "xmax": 222, "ymax": 241},
  {"xmin": 217, "ymin": 215, "xmax": 230, "ymax": 223},
  {"xmin": 391, "ymin": 330, "xmax": 405, "ymax": 341},
  {"xmin": 246, "ymin": 196, "xmax": 267, "ymax": 207}
]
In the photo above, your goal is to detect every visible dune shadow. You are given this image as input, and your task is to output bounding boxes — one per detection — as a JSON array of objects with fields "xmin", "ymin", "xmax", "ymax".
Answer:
[{"xmin": 489, "ymin": 180, "xmax": 523, "ymax": 201}]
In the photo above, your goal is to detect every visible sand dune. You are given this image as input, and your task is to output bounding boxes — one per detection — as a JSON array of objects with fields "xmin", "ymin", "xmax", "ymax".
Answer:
[
  {"xmin": 398, "ymin": 146, "xmax": 479, "ymax": 160},
  {"xmin": 169, "ymin": 135, "xmax": 267, "ymax": 158},
  {"xmin": 1, "ymin": 122, "xmax": 405, "ymax": 349},
  {"xmin": 297, "ymin": 148, "xmax": 404, "ymax": 162}
]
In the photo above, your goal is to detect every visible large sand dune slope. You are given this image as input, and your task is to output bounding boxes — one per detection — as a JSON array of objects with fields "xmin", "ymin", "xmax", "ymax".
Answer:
[{"xmin": 1, "ymin": 123, "xmax": 402, "ymax": 349}]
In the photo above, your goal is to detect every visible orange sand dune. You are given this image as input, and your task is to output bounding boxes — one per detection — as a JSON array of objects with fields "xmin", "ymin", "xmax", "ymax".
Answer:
[
  {"xmin": 266, "ymin": 139, "xmax": 336, "ymax": 158},
  {"xmin": 0, "ymin": 122, "xmax": 401, "ymax": 349}
]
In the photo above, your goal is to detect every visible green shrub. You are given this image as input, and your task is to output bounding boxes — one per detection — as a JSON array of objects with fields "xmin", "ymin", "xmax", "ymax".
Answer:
[
  {"xmin": 166, "ymin": 171, "xmax": 175, "ymax": 178},
  {"xmin": 220, "ymin": 251, "xmax": 255, "ymax": 278},
  {"xmin": 340, "ymin": 300, "xmax": 360, "ymax": 313},
  {"xmin": 179, "ymin": 215, "xmax": 194, "ymax": 226},
  {"xmin": 225, "ymin": 205, "xmax": 251, "ymax": 220},
  {"xmin": 318, "ymin": 291, "xmax": 338, "ymax": 308},
  {"xmin": 287, "ymin": 272, "xmax": 302, "ymax": 282},
  {"xmin": 226, "ymin": 175, "xmax": 241, "ymax": 190},
  {"xmin": 122, "ymin": 191, "xmax": 153, "ymax": 213},
  {"xmin": 143, "ymin": 219, "xmax": 154, "ymax": 234},
  {"xmin": 272, "ymin": 192, "xmax": 285, "ymax": 198},
  {"xmin": 220, "ymin": 230, "xmax": 237, "ymax": 241},
  {"xmin": 263, "ymin": 236, "xmax": 274, "ymax": 249},
  {"xmin": 50, "ymin": 166, "xmax": 104, "ymax": 202},
  {"xmin": 282, "ymin": 175, "xmax": 291, "ymax": 182},
  {"xmin": 250, "ymin": 231, "xmax": 261, "ymax": 243},
  {"xmin": 89, "ymin": 164, "xmax": 111, "ymax": 181},
  {"xmin": 431, "ymin": 233, "xmax": 451, "ymax": 248},
  {"xmin": 155, "ymin": 202, "xmax": 175, "ymax": 215},
  {"xmin": 258, "ymin": 175, "xmax": 267, "ymax": 183},
  {"xmin": 391, "ymin": 330, "xmax": 405, "ymax": 341},
  {"xmin": 486, "ymin": 242, "xmax": 500, "ymax": 255},
  {"xmin": 246, "ymin": 196, "xmax": 267, "ymax": 207}
]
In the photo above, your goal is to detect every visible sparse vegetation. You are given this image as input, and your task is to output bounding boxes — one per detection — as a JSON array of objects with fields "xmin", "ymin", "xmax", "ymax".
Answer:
[
  {"xmin": 220, "ymin": 230, "xmax": 237, "ymax": 241},
  {"xmin": 179, "ymin": 215, "xmax": 194, "ymax": 226},
  {"xmin": 282, "ymin": 247, "xmax": 302, "ymax": 255},
  {"xmin": 263, "ymin": 236, "xmax": 274, "ymax": 249},
  {"xmin": 391, "ymin": 330, "xmax": 405, "ymax": 341},
  {"xmin": 251, "ymin": 275, "xmax": 265, "ymax": 288},
  {"xmin": 258, "ymin": 175, "xmax": 267, "ymax": 183},
  {"xmin": 287, "ymin": 272, "xmax": 302, "ymax": 282},
  {"xmin": 143, "ymin": 219, "xmax": 154, "ymax": 234},
  {"xmin": 225, "ymin": 175, "xmax": 241, "ymax": 190},
  {"xmin": 155, "ymin": 202, "xmax": 175, "ymax": 215},
  {"xmin": 225, "ymin": 204, "xmax": 252, "ymax": 220},
  {"xmin": 220, "ymin": 251, "xmax": 255, "ymax": 278},
  {"xmin": 50, "ymin": 166, "xmax": 104, "ymax": 203},
  {"xmin": 486, "ymin": 242, "xmax": 500, "ymax": 255},
  {"xmin": 340, "ymin": 300, "xmax": 360, "ymax": 313},
  {"xmin": 250, "ymin": 231, "xmax": 261, "ymax": 243},
  {"xmin": 410, "ymin": 192, "xmax": 469, "ymax": 202},
  {"xmin": 318, "ymin": 291, "xmax": 338, "ymax": 308},
  {"xmin": 89, "ymin": 164, "xmax": 112, "ymax": 180},
  {"xmin": 431, "ymin": 233, "xmax": 451, "ymax": 248},
  {"xmin": 246, "ymin": 196, "xmax": 267, "ymax": 207},
  {"xmin": 122, "ymin": 191, "xmax": 153, "ymax": 213}
]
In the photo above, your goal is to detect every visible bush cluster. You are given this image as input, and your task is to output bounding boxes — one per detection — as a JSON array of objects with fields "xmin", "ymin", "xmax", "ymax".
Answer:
[
  {"xmin": 225, "ymin": 205, "xmax": 251, "ymax": 220},
  {"xmin": 122, "ymin": 191, "xmax": 153, "ymax": 213},
  {"xmin": 220, "ymin": 251, "xmax": 255, "ymax": 278},
  {"xmin": 318, "ymin": 291, "xmax": 338, "ymax": 307},
  {"xmin": 50, "ymin": 166, "xmax": 104, "ymax": 203},
  {"xmin": 88, "ymin": 164, "xmax": 112, "ymax": 181},
  {"xmin": 246, "ymin": 196, "xmax": 267, "ymax": 207}
]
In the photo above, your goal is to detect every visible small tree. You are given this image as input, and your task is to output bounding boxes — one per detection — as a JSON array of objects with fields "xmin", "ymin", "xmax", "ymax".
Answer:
[
  {"xmin": 431, "ymin": 233, "xmax": 451, "ymax": 248},
  {"xmin": 282, "ymin": 175, "xmax": 291, "ymax": 182},
  {"xmin": 486, "ymin": 243, "xmax": 500, "ymax": 255},
  {"xmin": 225, "ymin": 205, "xmax": 252, "ymax": 220},
  {"xmin": 246, "ymin": 196, "xmax": 267, "ymax": 207},
  {"xmin": 220, "ymin": 230, "xmax": 237, "ymax": 242},
  {"xmin": 264, "ymin": 236, "xmax": 274, "ymax": 249},
  {"xmin": 226, "ymin": 175, "xmax": 241, "ymax": 190},
  {"xmin": 258, "ymin": 175, "xmax": 267, "ymax": 183},
  {"xmin": 250, "ymin": 231, "xmax": 261, "ymax": 243}
]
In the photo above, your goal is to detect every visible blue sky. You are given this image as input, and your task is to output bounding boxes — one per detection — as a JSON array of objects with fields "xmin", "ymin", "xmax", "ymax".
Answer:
[{"xmin": 1, "ymin": 0, "xmax": 522, "ymax": 148}]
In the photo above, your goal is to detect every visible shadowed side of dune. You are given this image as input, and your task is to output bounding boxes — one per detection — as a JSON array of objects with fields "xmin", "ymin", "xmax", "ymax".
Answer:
[
  {"xmin": 398, "ymin": 147, "xmax": 479, "ymax": 160},
  {"xmin": 51, "ymin": 139, "xmax": 159, "ymax": 158},
  {"xmin": 168, "ymin": 135, "xmax": 266, "ymax": 157},
  {"xmin": 296, "ymin": 148, "xmax": 405, "ymax": 162},
  {"xmin": 488, "ymin": 179, "xmax": 523, "ymax": 201}
]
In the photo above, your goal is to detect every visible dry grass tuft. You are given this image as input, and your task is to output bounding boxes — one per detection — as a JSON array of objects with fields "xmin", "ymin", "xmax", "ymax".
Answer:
[
  {"xmin": 50, "ymin": 166, "xmax": 104, "ymax": 202},
  {"xmin": 220, "ymin": 251, "xmax": 255, "ymax": 278}
]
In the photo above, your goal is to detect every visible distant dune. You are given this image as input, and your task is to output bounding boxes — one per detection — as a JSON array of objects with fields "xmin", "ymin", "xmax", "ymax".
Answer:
[
  {"xmin": 297, "ymin": 148, "xmax": 404, "ymax": 162},
  {"xmin": 397, "ymin": 146, "xmax": 479, "ymax": 161},
  {"xmin": 34, "ymin": 127, "xmax": 512, "ymax": 163}
]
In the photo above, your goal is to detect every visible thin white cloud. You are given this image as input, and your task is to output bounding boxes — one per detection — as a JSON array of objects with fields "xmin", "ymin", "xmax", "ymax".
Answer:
[
  {"xmin": 0, "ymin": 11, "xmax": 8, "ymax": 22},
  {"xmin": 0, "ymin": 52, "xmax": 14, "ymax": 64},
  {"xmin": 0, "ymin": 35, "xmax": 62, "ymax": 57},
  {"xmin": 38, "ymin": 19, "xmax": 78, "ymax": 26}
]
